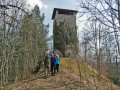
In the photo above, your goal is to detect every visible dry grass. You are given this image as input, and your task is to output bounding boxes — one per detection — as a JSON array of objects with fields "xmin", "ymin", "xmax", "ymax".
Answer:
[
  {"xmin": 0, "ymin": 58, "xmax": 120, "ymax": 90},
  {"xmin": 60, "ymin": 58, "xmax": 120, "ymax": 90}
]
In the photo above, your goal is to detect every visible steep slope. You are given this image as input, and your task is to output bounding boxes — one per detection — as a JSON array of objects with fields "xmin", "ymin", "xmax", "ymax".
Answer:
[
  {"xmin": 61, "ymin": 58, "xmax": 120, "ymax": 90},
  {"xmin": 1, "ymin": 58, "xmax": 120, "ymax": 90}
]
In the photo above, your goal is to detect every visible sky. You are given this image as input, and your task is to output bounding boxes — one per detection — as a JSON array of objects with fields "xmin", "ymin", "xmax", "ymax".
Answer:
[{"xmin": 27, "ymin": 0, "xmax": 80, "ymax": 37}]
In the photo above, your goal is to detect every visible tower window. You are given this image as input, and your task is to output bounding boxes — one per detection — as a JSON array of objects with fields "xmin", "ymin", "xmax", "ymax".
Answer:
[{"xmin": 58, "ymin": 10, "xmax": 73, "ymax": 15}]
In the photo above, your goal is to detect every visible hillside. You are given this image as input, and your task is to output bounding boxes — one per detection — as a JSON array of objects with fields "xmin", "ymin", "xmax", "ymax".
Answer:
[{"xmin": 1, "ymin": 58, "xmax": 120, "ymax": 90}]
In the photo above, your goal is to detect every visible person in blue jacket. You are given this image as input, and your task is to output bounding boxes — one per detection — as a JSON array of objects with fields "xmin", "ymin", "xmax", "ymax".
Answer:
[
  {"xmin": 50, "ymin": 53, "xmax": 56, "ymax": 76},
  {"xmin": 55, "ymin": 54, "xmax": 60, "ymax": 73}
]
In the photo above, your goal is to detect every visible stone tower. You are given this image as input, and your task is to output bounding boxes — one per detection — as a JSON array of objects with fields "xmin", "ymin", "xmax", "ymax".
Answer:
[{"xmin": 52, "ymin": 8, "xmax": 78, "ymax": 57}]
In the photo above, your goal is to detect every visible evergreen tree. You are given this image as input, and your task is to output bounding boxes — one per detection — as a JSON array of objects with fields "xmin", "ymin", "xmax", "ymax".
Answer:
[
  {"xmin": 0, "ymin": 4, "xmax": 48, "ymax": 86},
  {"xmin": 54, "ymin": 21, "xmax": 78, "ymax": 57}
]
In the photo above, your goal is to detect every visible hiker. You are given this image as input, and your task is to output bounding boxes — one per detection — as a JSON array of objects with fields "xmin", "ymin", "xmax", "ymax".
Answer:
[
  {"xmin": 44, "ymin": 52, "xmax": 50, "ymax": 78},
  {"xmin": 55, "ymin": 54, "xmax": 60, "ymax": 73},
  {"xmin": 50, "ymin": 53, "xmax": 56, "ymax": 76},
  {"xmin": 52, "ymin": 51, "xmax": 56, "ymax": 55}
]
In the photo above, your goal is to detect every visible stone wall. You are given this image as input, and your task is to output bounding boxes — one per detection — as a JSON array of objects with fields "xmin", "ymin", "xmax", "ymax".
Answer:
[
  {"xmin": 55, "ymin": 13, "xmax": 76, "ymax": 29},
  {"xmin": 53, "ymin": 10, "xmax": 78, "ymax": 57}
]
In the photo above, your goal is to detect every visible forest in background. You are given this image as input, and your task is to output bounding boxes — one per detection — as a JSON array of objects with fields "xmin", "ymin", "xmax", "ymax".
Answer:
[
  {"xmin": 0, "ymin": 0, "xmax": 48, "ymax": 86},
  {"xmin": 78, "ymin": 0, "xmax": 120, "ymax": 86}
]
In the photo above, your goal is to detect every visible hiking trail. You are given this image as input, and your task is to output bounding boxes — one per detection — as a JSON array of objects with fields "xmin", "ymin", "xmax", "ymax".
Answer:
[{"xmin": 1, "ymin": 58, "xmax": 120, "ymax": 90}]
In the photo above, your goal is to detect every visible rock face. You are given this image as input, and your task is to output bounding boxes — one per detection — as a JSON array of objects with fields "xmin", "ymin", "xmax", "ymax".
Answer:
[{"xmin": 52, "ymin": 8, "xmax": 78, "ymax": 57}]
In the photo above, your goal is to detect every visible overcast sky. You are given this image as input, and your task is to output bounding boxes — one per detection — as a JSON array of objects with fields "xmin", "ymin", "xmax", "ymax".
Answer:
[{"xmin": 27, "ymin": 0, "xmax": 79, "ymax": 36}]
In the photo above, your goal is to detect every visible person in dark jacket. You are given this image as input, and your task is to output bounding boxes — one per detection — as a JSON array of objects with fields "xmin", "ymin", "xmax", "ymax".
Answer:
[
  {"xmin": 50, "ymin": 53, "xmax": 56, "ymax": 76},
  {"xmin": 44, "ymin": 52, "xmax": 50, "ymax": 78}
]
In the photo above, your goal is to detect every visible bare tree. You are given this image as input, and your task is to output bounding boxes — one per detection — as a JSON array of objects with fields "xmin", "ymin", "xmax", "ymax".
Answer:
[
  {"xmin": 0, "ymin": 0, "xmax": 48, "ymax": 86},
  {"xmin": 78, "ymin": 0, "xmax": 120, "ymax": 86}
]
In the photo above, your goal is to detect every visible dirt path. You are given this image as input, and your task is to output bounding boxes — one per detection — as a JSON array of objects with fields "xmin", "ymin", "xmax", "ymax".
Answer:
[
  {"xmin": 2, "ymin": 58, "xmax": 120, "ymax": 90},
  {"xmin": 4, "ymin": 67, "xmax": 89, "ymax": 90}
]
